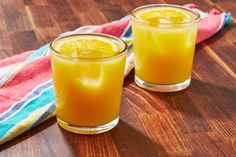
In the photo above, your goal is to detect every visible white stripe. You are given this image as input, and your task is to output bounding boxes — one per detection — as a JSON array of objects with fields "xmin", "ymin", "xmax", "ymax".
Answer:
[
  {"xmin": 0, "ymin": 65, "xmax": 15, "ymax": 79},
  {"xmin": 0, "ymin": 62, "xmax": 26, "ymax": 87},
  {"xmin": 0, "ymin": 85, "xmax": 53, "ymax": 123},
  {"xmin": 0, "ymin": 102, "xmax": 54, "ymax": 144},
  {"xmin": 59, "ymin": 25, "xmax": 97, "ymax": 37},
  {"xmin": 125, "ymin": 52, "xmax": 134, "ymax": 77},
  {"xmin": 217, "ymin": 13, "xmax": 225, "ymax": 32},
  {"xmin": 0, "ymin": 79, "xmax": 53, "ymax": 122},
  {"xmin": 195, "ymin": 8, "xmax": 207, "ymax": 18},
  {"xmin": 28, "ymin": 102, "xmax": 55, "ymax": 129},
  {"xmin": 121, "ymin": 22, "xmax": 131, "ymax": 37}
]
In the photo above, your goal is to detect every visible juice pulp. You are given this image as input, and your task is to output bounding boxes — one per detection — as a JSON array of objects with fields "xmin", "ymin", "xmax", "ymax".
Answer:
[
  {"xmin": 51, "ymin": 35, "xmax": 126, "ymax": 126},
  {"xmin": 132, "ymin": 7, "xmax": 198, "ymax": 84}
]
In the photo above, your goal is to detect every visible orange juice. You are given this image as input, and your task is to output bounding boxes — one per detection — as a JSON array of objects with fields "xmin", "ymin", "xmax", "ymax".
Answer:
[
  {"xmin": 50, "ymin": 34, "xmax": 127, "ymax": 134},
  {"xmin": 132, "ymin": 4, "xmax": 200, "ymax": 92}
]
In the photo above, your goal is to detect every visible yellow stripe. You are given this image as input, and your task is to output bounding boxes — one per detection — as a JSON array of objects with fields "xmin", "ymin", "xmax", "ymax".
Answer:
[{"xmin": 0, "ymin": 104, "xmax": 52, "ymax": 145}]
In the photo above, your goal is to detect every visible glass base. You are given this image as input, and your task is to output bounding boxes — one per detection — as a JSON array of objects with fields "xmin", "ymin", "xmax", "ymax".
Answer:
[
  {"xmin": 135, "ymin": 76, "xmax": 191, "ymax": 92},
  {"xmin": 57, "ymin": 116, "xmax": 119, "ymax": 134}
]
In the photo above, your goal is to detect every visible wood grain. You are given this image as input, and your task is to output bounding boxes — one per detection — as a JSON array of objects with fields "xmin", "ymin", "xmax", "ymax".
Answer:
[{"xmin": 0, "ymin": 0, "xmax": 236, "ymax": 156}]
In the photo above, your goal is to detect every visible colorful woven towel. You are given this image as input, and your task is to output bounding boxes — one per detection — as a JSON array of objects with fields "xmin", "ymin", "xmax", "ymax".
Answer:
[{"xmin": 0, "ymin": 4, "xmax": 232, "ymax": 144}]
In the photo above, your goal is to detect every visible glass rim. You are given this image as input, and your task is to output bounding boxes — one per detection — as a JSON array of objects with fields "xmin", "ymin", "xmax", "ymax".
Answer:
[
  {"xmin": 50, "ymin": 33, "xmax": 127, "ymax": 61},
  {"xmin": 131, "ymin": 4, "xmax": 201, "ymax": 25}
]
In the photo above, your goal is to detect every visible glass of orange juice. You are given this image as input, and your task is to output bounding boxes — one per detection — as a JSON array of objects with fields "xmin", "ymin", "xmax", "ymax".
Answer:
[
  {"xmin": 50, "ymin": 34, "xmax": 127, "ymax": 134},
  {"xmin": 132, "ymin": 4, "xmax": 200, "ymax": 92}
]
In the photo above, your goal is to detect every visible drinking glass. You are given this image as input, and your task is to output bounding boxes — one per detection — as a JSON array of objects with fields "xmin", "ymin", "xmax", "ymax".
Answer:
[
  {"xmin": 132, "ymin": 4, "xmax": 200, "ymax": 92},
  {"xmin": 50, "ymin": 34, "xmax": 127, "ymax": 134}
]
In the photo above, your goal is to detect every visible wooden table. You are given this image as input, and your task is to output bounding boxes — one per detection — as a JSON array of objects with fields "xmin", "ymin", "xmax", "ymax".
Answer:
[{"xmin": 0, "ymin": 0, "xmax": 236, "ymax": 156}]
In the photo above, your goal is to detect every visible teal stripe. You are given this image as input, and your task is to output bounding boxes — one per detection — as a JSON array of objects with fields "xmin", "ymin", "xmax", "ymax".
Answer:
[
  {"xmin": 29, "ymin": 102, "xmax": 55, "ymax": 130},
  {"xmin": 25, "ymin": 44, "xmax": 49, "ymax": 61},
  {"xmin": 121, "ymin": 15, "xmax": 131, "ymax": 20},
  {"xmin": 225, "ymin": 12, "xmax": 232, "ymax": 24},
  {"xmin": 0, "ymin": 87, "xmax": 54, "ymax": 138}
]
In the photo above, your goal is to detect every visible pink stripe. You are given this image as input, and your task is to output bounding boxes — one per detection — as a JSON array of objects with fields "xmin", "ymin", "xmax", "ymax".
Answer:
[
  {"xmin": 184, "ymin": 3, "xmax": 198, "ymax": 9},
  {"xmin": 0, "ymin": 56, "xmax": 52, "ymax": 113},
  {"xmin": 184, "ymin": 4, "xmax": 223, "ymax": 44},
  {"xmin": 0, "ymin": 51, "xmax": 34, "ymax": 68},
  {"xmin": 197, "ymin": 13, "xmax": 222, "ymax": 43},
  {"xmin": 94, "ymin": 19, "xmax": 130, "ymax": 37}
]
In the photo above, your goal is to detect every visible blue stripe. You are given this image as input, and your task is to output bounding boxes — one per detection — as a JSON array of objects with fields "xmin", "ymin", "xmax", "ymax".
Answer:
[
  {"xmin": 224, "ymin": 12, "xmax": 232, "ymax": 25},
  {"xmin": 123, "ymin": 25, "xmax": 132, "ymax": 38},
  {"xmin": 25, "ymin": 44, "xmax": 49, "ymax": 62},
  {"xmin": 0, "ymin": 87, "xmax": 55, "ymax": 139},
  {"xmin": 0, "ymin": 80, "xmax": 53, "ymax": 121},
  {"xmin": 121, "ymin": 15, "xmax": 131, "ymax": 20},
  {"xmin": 29, "ymin": 102, "xmax": 55, "ymax": 130},
  {"xmin": 128, "ymin": 43, "xmax": 133, "ymax": 50}
]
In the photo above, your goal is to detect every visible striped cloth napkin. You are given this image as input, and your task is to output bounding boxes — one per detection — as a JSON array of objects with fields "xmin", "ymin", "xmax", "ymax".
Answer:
[{"xmin": 0, "ymin": 4, "xmax": 232, "ymax": 144}]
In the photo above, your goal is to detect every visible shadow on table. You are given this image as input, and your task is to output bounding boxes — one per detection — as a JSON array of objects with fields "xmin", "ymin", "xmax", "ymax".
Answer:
[
  {"xmin": 155, "ymin": 78, "xmax": 236, "ymax": 121},
  {"xmin": 59, "ymin": 120, "xmax": 166, "ymax": 156},
  {"xmin": 0, "ymin": 117, "xmax": 57, "ymax": 151},
  {"xmin": 124, "ymin": 69, "xmax": 135, "ymax": 87},
  {"xmin": 110, "ymin": 120, "xmax": 167, "ymax": 156},
  {"xmin": 122, "ymin": 77, "xmax": 236, "ymax": 135}
]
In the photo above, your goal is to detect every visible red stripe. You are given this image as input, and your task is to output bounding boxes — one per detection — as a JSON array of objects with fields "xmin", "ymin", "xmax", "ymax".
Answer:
[
  {"xmin": 0, "ymin": 56, "xmax": 52, "ymax": 113},
  {"xmin": 0, "ymin": 51, "xmax": 34, "ymax": 68},
  {"xmin": 197, "ymin": 13, "xmax": 222, "ymax": 43},
  {"xmin": 184, "ymin": 4, "xmax": 222, "ymax": 44},
  {"xmin": 94, "ymin": 18, "xmax": 130, "ymax": 37}
]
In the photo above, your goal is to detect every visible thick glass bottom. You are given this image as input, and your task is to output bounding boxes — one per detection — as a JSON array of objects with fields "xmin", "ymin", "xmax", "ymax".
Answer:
[
  {"xmin": 57, "ymin": 116, "xmax": 119, "ymax": 134},
  {"xmin": 135, "ymin": 75, "xmax": 191, "ymax": 92}
]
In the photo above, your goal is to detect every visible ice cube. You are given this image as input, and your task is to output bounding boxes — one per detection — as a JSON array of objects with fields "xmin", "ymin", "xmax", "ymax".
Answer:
[{"xmin": 74, "ymin": 63, "xmax": 104, "ymax": 89}]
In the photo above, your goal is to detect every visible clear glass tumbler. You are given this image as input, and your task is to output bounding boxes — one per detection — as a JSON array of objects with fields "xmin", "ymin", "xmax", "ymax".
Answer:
[
  {"xmin": 50, "ymin": 34, "xmax": 127, "ymax": 134},
  {"xmin": 132, "ymin": 4, "xmax": 200, "ymax": 92}
]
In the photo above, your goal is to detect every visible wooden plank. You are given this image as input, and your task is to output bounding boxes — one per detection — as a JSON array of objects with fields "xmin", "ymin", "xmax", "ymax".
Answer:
[
  {"xmin": 23, "ymin": 0, "xmax": 48, "ymax": 6},
  {"xmin": 0, "ymin": 118, "xmax": 75, "ymax": 157},
  {"xmin": 10, "ymin": 31, "xmax": 39, "ymax": 53},
  {"xmin": 0, "ymin": 6, "xmax": 6, "ymax": 32},
  {"xmin": 77, "ymin": 0, "xmax": 109, "ymax": 24},
  {"xmin": 0, "ymin": 32, "xmax": 13, "ymax": 59},
  {"xmin": 24, "ymin": 5, "xmax": 55, "ymax": 28},
  {"xmin": 0, "ymin": 0, "xmax": 32, "ymax": 32}
]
